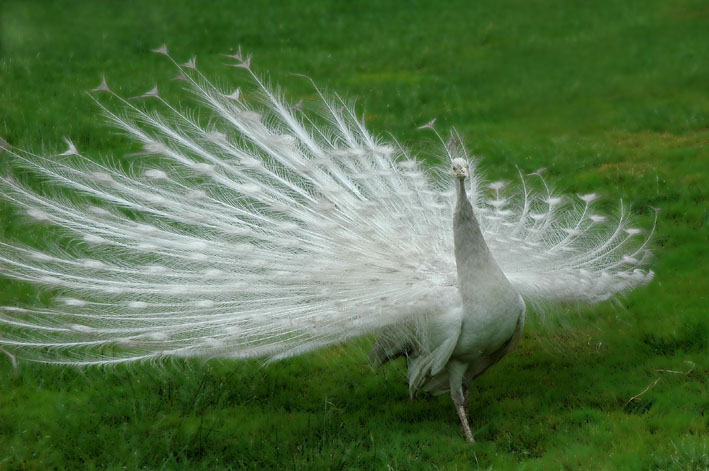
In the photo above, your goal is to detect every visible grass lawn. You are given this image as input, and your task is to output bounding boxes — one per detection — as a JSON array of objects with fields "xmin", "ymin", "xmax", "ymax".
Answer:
[{"xmin": 0, "ymin": 0, "xmax": 707, "ymax": 469}]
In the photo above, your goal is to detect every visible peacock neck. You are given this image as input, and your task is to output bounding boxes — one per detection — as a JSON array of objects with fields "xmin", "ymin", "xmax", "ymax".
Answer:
[{"xmin": 453, "ymin": 178, "xmax": 499, "ymax": 295}]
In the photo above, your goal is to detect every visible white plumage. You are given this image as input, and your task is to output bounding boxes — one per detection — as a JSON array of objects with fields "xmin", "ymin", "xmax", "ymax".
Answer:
[{"xmin": 0, "ymin": 47, "xmax": 654, "ymax": 441}]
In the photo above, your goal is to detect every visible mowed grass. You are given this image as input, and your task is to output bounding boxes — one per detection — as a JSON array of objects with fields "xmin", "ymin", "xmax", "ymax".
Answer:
[{"xmin": 0, "ymin": 0, "xmax": 707, "ymax": 469}]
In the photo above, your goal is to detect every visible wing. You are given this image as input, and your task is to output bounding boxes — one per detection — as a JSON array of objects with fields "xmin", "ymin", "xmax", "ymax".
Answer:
[{"xmin": 0, "ymin": 49, "xmax": 457, "ymax": 364}]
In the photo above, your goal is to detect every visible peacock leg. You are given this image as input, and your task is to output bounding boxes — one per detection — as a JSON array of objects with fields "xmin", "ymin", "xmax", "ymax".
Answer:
[
  {"xmin": 454, "ymin": 397, "xmax": 474, "ymax": 443},
  {"xmin": 449, "ymin": 362, "xmax": 475, "ymax": 443},
  {"xmin": 463, "ymin": 376, "xmax": 472, "ymax": 413}
]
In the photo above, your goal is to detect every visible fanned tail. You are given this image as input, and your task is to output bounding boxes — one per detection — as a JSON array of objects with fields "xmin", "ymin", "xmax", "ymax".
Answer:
[
  {"xmin": 0, "ymin": 48, "xmax": 654, "ymax": 365},
  {"xmin": 0, "ymin": 48, "xmax": 457, "ymax": 364}
]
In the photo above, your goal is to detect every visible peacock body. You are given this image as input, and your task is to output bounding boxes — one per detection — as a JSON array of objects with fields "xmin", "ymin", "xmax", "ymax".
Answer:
[{"xmin": 0, "ymin": 47, "xmax": 654, "ymax": 441}]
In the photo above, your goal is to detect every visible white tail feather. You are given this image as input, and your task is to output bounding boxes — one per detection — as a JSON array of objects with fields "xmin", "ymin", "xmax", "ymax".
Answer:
[{"xmin": 0, "ymin": 50, "xmax": 654, "ymax": 365}]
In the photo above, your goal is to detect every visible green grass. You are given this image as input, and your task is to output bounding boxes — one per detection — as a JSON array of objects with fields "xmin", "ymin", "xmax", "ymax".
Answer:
[{"xmin": 0, "ymin": 0, "xmax": 707, "ymax": 469}]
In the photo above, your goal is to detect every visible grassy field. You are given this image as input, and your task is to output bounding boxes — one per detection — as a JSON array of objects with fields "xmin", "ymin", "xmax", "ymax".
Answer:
[{"xmin": 0, "ymin": 0, "xmax": 707, "ymax": 469}]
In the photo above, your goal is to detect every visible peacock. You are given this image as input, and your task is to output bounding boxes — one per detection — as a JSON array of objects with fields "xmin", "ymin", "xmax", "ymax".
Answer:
[{"xmin": 0, "ymin": 47, "xmax": 655, "ymax": 442}]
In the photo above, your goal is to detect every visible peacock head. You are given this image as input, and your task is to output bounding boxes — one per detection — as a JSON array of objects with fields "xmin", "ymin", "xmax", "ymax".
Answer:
[{"xmin": 450, "ymin": 158, "xmax": 470, "ymax": 180}]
